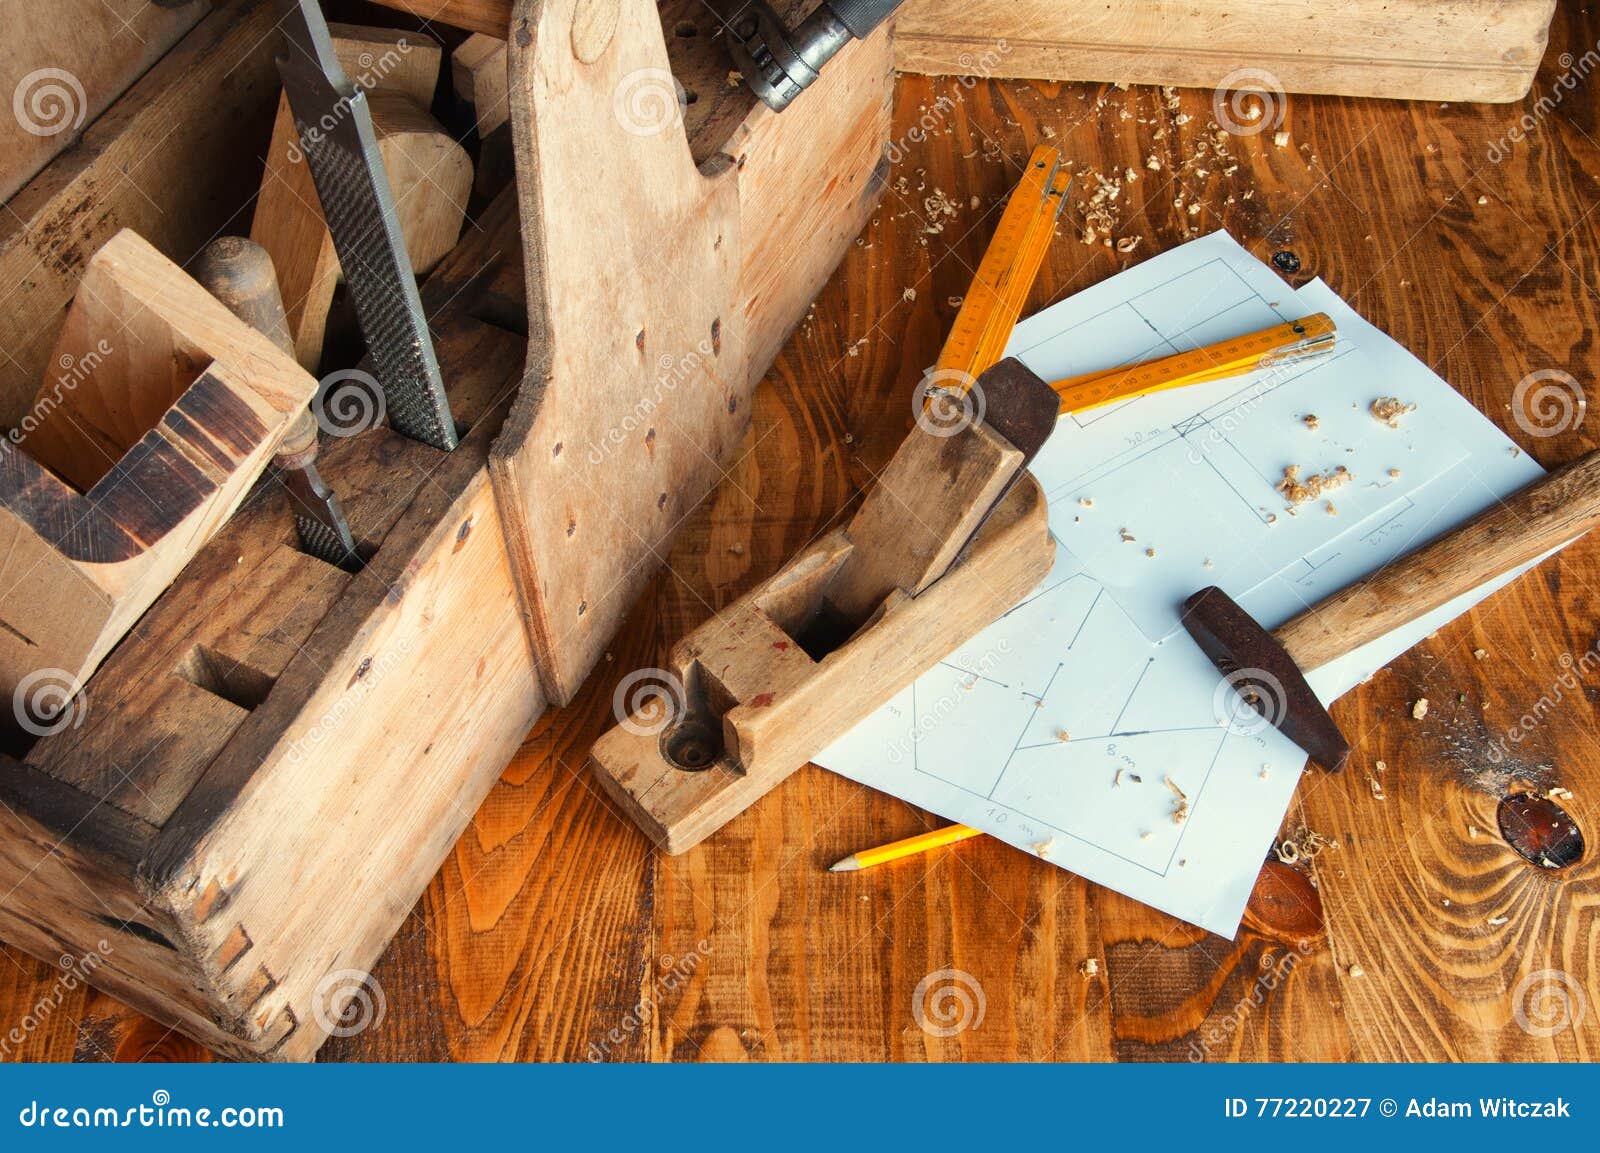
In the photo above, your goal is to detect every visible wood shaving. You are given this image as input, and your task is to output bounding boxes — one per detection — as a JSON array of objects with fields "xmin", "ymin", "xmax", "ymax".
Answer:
[
  {"xmin": 1275, "ymin": 826, "xmax": 1338, "ymax": 864},
  {"xmin": 1302, "ymin": 414, "xmax": 1320, "ymax": 429},
  {"xmin": 1145, "ymin": 547, "xmax": 1156, "ymax": 558},
  {"xmin": 902, "ymin": 287, "xmax": 917, "ymax": 302},
  {"xmin": 1370, "ymin": 396, "xmax": 1417, "ymax": 427},
  {"xmin": 1376, "ymin": 759, "xmax": 1387, "ymax": 772},
  {"xmin": 1325, "ymin": 501, "xmax": 1337, "ymax": 516},
  {"xmin": 1487, "ymin": 915, "xmax": 1509, "ymax": 926},
  {"xmin": 1412, "ymin": 698, "xmax": 1429, "ymax": 720},
  {"xmin": 1079, "ymin": 497, "xmax": 1094, "ymax": 508},
  {"xmin": 1116, "ymin": 235, "xmax": 1142, "ymax": 254},
  {"xmin": 1080, "ymin": 958, "xmax": 1100, "ymax": 978},
  {"xmin": 1347, "ymin": 963, "xmax": 1365, "ymax": 978},
  {"xmin": 1033, "ymin": 837, "xmax": 1054, "ymax": 858},
  {"xmin": 1119, "ymin": 527, "xmax": 1136, "ymax": 542},
  {"xmin": 1473, "ymin": 648, "xmax": 1488, "ymax": 660},
  {"xmin": 1276, "ymin": 463, "xmax": 1352, "ymax": 507},
  {"xmin": 1388, "ymin": 467, "xmax": 1402, "ymax": 478},
  {"xmin": 1055, "ymin": 729, "xmax": 1070, "ymax": 742},
  {"xmin": 1273, "ymin": 130, "xmax": 1290, "ymax": 147},
  {"xmin": 1368, "ymin": 776, "xmax": 1386, "ymax": 800}
]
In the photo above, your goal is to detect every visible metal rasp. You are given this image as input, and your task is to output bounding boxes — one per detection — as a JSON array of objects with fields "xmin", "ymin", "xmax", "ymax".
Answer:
[{"xmin": 273, "ymin": 0, "xmax": 458, "ymax": 452}]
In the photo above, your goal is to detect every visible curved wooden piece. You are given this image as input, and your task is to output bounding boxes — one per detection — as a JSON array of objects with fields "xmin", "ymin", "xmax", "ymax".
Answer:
[{"xmin": 493, "ymin": 0, "xmax": 748, "ymax": 705}]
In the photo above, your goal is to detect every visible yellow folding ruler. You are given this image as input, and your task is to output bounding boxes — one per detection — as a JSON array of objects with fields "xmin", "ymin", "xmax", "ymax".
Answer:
[
  {"xmin": 932, "ymin": 145, "xmax": 1337, "ymax": 413},
  {"xmin": 935, "ymin": 144, "xmax": 1071, "ymax": 383},
  {"xmin": 1051, "ymin": 313, "xmax": 1338, "ymax": 414}
]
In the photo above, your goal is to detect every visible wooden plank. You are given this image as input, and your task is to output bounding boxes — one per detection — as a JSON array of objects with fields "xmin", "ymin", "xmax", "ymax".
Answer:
[
  {"xmin": 895, "ymin": 0, "xmax": 1558, "ymax": 104},
  {"xmin": 365, "ymin": 0, "xmax": 510, "ymax": 37},
  {"xmin": 0, "ymin": 0, "xmax": 282, "ymax": 429},
  {"xmin": 452, "ymin": 33, "xmax": 508, "ymax": 135},
  {"xmin": 0, "ymin": 0, "xmax": 210, "ymax": 204}
]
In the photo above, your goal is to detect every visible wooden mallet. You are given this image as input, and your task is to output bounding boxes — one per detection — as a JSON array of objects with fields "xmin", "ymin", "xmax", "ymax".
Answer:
[{"xmin": 1182, "ymin": 449, "xmax": 1600, "ymax": 770}]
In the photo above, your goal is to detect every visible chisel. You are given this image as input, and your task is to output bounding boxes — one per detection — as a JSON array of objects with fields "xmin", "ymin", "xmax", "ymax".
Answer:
[{"xmin": 195, "ymin": 237, "xmax": 361, "ymax": 572}]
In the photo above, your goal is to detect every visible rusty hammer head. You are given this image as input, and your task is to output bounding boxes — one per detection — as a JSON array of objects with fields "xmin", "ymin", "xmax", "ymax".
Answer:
[{"xmin": 1180, "ymin": 586, "xmax": 1351, "ymax": 771}]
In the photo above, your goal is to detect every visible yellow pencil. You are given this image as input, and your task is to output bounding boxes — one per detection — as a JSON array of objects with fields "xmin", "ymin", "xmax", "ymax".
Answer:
[{"xmin": 829, "ymin": 824, "xmax": 985, "ymax": 872}]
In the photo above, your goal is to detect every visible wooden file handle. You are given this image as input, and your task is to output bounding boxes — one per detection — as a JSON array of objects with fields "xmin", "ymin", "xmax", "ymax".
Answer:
[{"xmin": 1274, "ymin": 449, "xmax": 1600, "ymax": 673}]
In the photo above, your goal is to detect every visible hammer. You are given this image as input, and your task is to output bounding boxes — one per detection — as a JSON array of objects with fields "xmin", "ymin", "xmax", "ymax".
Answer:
[{"xmin": 1182, "ymin": 449, "xmax": 1600, "ymax": 770}]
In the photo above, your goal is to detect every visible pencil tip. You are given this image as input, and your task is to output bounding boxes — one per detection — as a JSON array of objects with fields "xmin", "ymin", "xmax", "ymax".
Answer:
[{"xmin": 828, "ymin": 857, "xmax": 860, "ymax": 872}]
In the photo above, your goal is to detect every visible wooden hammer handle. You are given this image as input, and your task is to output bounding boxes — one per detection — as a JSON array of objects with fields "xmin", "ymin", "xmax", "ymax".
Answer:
[{"xmin": 1275, "ymin": 449, "xmax": 1600, "ymax": 673}]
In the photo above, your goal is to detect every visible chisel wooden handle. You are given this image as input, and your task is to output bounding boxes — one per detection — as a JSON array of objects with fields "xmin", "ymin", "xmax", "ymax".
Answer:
[
  {"xmin": 1275, "ymin": 449, "xmax": 1600, "ymax": 673},
  {"xmin": 193, "ymin": 238, "xmax": 316, "ymax": 457}
]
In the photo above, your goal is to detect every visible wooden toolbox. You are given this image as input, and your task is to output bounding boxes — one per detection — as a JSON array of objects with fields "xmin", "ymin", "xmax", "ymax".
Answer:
[{"xmin": 0, "ymin": 0, "xmax": 891, "ymax": 1060}]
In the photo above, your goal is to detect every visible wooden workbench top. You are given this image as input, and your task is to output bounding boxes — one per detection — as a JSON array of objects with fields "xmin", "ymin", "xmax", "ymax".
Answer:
[{"xmin": 4, "ymin": 5, "xmax": 1597, "ymax": 1063}]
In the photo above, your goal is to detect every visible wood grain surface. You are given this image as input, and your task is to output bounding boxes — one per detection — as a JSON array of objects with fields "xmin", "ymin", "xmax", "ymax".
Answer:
[{"xmin": 5, "ymin": 4, "xmax": 1600, "ymax": 1063}]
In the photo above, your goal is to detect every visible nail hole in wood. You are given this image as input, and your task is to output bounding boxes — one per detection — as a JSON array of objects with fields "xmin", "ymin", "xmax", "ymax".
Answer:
[{"xmin": 710, "ymin": 317, "xmax": 722, "ymax": 356}]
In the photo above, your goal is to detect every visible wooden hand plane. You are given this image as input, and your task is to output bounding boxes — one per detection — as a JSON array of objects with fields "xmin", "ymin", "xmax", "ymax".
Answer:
[{"xmin": 591, "ymin": 358, "xmax": 1060, "ymax": 852}]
